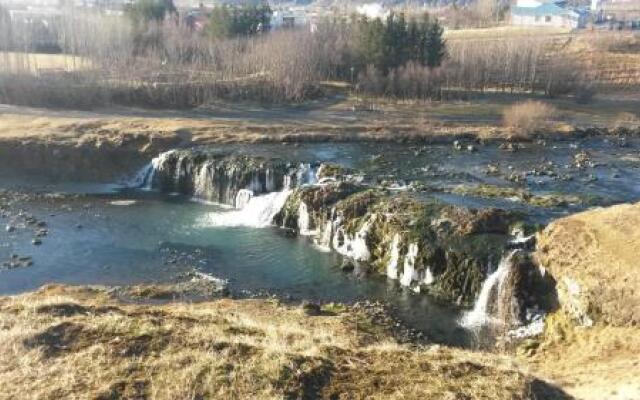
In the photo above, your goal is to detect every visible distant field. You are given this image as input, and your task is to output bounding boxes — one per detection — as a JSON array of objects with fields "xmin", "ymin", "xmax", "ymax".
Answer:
[
  {"xmin": 444, "ymin": 25, "xmax": 572, "ymax": 40},
  {"xmin": 0, "ymin": 52, "xmax": 90, "ymax": 74}
]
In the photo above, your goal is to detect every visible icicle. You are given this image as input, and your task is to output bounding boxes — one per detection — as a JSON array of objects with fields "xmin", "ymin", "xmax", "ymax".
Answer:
[
  {"xmin": 400, "ymin": 243, "xmax": 419, "ymax": 287},
  {"xmin": 386, "ymin": 234, "xmax": 401, "ymax": 280}
]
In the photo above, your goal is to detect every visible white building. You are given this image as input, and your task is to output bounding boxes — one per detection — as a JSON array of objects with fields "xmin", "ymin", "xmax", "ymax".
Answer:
[
  {"xmin": 356, "ymin": 3, "xmax": 390, "ymax": 20},
  {"xmin": 270, "ymin": 8, "xmax": 309, "ymax": 30},
  {"xmin": 511, "ymin": 0, "xmax": 587, "ymax": 29}
]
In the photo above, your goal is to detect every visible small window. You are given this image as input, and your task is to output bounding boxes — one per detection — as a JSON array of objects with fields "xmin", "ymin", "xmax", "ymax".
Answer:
[{"xmin": 545, "ymin": 15, "xmax": 552, "ymax": 22}]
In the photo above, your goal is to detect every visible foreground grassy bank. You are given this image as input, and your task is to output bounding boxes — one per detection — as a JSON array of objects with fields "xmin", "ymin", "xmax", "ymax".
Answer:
[{"xmin": 0, "ymin": 285, "xmax": 565, "ymax": 400}]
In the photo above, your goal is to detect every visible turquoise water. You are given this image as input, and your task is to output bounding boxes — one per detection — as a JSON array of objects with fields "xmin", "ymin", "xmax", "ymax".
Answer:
[
  {"xmin": 0, "ymin": 191, "xmax": 469, "ymax": 345},
  {"xmin": 2, "ymin": 138, "xmax": 640, "ymax": 347}
]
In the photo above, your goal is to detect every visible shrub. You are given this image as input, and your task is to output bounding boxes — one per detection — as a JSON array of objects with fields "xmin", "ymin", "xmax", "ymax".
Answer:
[
  {"xmin": 613, "ymin": 112, "xmax": 640, "ymax": 129},
  {"xmin": 503, "ymin": 101, "xmax": 557, "ymax": 136}
]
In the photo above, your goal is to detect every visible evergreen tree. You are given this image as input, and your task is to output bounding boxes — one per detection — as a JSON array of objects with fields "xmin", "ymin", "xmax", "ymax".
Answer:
[
  {"xmin": 206, "ymin": 5, "xmax": 272, "ymax": 39},
  {"xmin": 356, "ymin": 17, "xmax": 386, "ymax": 71},
  {"xmin": 207, "ymin": 6, "xmax": 233, "ymax": 38},
  {"xmin": 425, "ymin": 19, "xmax": 445, "ymax": 68},
  {"xmin": 353, "ymin": 12, "xmax": 446, "ymax": 76},
  {"xmin": 407, "ymin": 18, "xmax": 421, "ymax": 63},
  {"xmin": 126, "ymin": 0, "xmax": 176, "ymax": 25}
]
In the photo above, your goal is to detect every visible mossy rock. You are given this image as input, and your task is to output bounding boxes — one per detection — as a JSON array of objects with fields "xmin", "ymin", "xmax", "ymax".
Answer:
[
  {"xmin": 316, "ymin": 163, "xmax": 353, "ymax": 180},
  {"xmin": 453, "ymin": 184, "xmax": 590, "ymax": 208}
]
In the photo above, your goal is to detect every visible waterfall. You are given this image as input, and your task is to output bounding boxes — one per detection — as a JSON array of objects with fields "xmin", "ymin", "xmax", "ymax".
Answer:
[
  {"xmin": 202, "ymin": 190, "xmax": 292, "ymax": 228},
  {"xmin": 460, "ymin": 250, "xmax": 518, "ymax": 328},
  {"xmin": 400, "ymin": 242, "xmax": 420, "ymax": 287},
  {"xmin": 125, "ymin": 150, "xmax": 320, "ymax": 207},
  {"xmin": 314, "ymin": 220, "xmax": 333, "ymax": 252},
  {"xmin": 235, "ymin": 189, "xmax": 254, "ymax": 209},
  {"xmin": 126, "ymin": 163, "xmax": 155, "ymax": 190},
  {"xmin": 332, "ymin": 216, "xmax": 374, "ymax": 262},
  {"xmin": 386, "ymin": 234, "xmax": 401, "ymax": 280},
  {"xmin": 298, "ymin": 201, "xmax": 316, "ymax": 236}
]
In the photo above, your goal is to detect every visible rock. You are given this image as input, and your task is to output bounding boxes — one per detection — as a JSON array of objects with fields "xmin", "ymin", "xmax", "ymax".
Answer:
[
  {"xmin": 517, "ymin": 338, "xmax": 541, "ymax": 357},
  {"xmin": 485, "ymin": 164, "xmax": 500, "ymax": 175},
  {"xmin": 572, "ymin": 151, "xmax": 592, "ymax": 169},
  {"xmin": 5, "ymin": 225, "xmax": 15, "ymax": 233},
  {"xmin": 453, "ymin": 140, "xmax": 463, "ymax": 151},
  {"xmin": 466, "ymin": 144, "xmax": 477, "ymax": 152},
  {"xmin": 300, "ymin": 300, "xmax": 322, "ymax": 316},
  {"xmin": 32, "ymin": 238, "xmax": 42, "ymax": 246},
  {"xmin": 340, "ymin": 258, "xmax": 355, "ymax": 272}
]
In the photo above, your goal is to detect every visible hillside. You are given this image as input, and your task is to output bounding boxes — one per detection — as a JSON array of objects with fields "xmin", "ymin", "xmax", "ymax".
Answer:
[{"xmin": 0, "ymin": 285, "xmax": 567, "ymax": 399}]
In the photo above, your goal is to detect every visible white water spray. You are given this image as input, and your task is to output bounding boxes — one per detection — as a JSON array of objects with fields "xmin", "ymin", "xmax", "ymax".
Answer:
[
  {"xmin": 201, "ymin": 190, "xmax": 292, "ymax": 228},
  {"xmin": 386, "ymin": 234, "xmax": 401, "ymax": 280},
  {"xmin": 125, "ymin": 150, "xmax": 176, "ymax": 190},
  {"xmin": 461, "ymin": 250, "xmax": 517, "ymax": 328},
  {"xmin": 235, "ymin": 189, "xmax": 254, "ymax": 209}
]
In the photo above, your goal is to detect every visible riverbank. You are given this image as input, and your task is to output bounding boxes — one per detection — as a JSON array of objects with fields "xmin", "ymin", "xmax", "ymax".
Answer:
[
  {"xmin": 1, "ymin": 107, "xmax": 640, "ymax": 398},
  {"xmin": 524, "ymin": 201, "xmax": 640, "ymax": 400},
  {"xmin": 1, "ymin": 95, "xmax": 639, "ymax": 147},
  {"xmin": 2, "ymin": 186, "xmax": 640, "ymax": 399},
  {"xmin": 2, "ymin": 98, "xmax": 639, "ymax": 183},
  {"xmin": 0, "ymin": 284, "xmax": 567, "ymax": 399}
]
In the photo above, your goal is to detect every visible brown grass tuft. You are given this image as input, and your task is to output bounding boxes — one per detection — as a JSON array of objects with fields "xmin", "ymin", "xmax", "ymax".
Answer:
[{"xmin": 503, "ymin": 101, "xmax": 558, "ymax": 137}]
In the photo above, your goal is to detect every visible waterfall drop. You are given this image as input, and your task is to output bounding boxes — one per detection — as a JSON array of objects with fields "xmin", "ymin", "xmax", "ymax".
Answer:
[
  {"xmin": 460, "ymin": 250, "xmax": 519, "ymax": 328},
  {"xmin": 202, "ymin": 190, "xmax": 292, "ymax": 228},
  {"xmin": 386, "ymin": 234, "xmax": 401, "ymax": 280}
]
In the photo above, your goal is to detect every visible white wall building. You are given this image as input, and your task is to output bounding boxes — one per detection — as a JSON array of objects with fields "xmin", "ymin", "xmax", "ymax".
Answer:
[{"xmin": 511, "ymin": 0, "xmax": 587, "ymax": 29}]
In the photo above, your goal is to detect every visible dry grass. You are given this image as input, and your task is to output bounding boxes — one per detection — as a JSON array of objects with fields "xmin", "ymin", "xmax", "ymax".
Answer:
[
  {"xmin": 0, "ymin": 52, "xmax": 90, "ymax": 74},
  {"xmin": 503, "ymin": 101, "xmax": 558, "ymax": 137},
  {"xmin": 0, "ymin": 284, "xmax": 565, "ymax": 400},
  {"xmin": 444, "ymin": 26, "xmax": 571, "ymax": 40},
  {"xmin": 536, "ymin": 202, "xmax": 640, "ymax": 327},
  {"xmin": 524, "ymin": 312, "xmax": 640, "ymax": 400}
]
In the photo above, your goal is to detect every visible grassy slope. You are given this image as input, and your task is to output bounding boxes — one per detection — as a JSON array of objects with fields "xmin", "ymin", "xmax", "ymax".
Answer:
[
  {"xmin": 530, "ymin": 201, "xmax": 640, "ymax": 400},
  {"xmin": 0, "ymin": 285, "xmax": 564, "ymax": 400}
]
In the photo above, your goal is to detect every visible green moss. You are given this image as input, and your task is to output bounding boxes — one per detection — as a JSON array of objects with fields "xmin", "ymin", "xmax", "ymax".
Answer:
[
  {"xmin": 316, "ymin": 163, "xmax": 353, "ymax": 180},
  {"xmin": 321, "ymin": 302, "xmax": 349, "ymax": 315},
  {"xmin": 453, "ymin": 184, "xmax": 591, "ymax": 208}
]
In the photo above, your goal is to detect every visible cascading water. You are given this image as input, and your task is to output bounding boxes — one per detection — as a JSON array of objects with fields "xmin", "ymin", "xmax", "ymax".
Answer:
[
  {"xmin": 386, "ymin": 234, "xmax": 401, "ymax": 280},
  {"xmin": 235, "ymin": 189, "xmax": 254, "ymax": 209},
  {"xmin": 460, "ymin": 250, "xmax": 519, "ymax": 328},
  {"xmin": 202, "ymin": 190, "xmax": 293, "ymax": 228},
  {"xmin": 128, "ymin": 150, "xmax": 318, "ymax": 206}
]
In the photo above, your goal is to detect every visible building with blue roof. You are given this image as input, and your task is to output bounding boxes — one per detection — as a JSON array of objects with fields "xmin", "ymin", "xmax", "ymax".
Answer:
[{"xmin": 511, "ymin": 0, "xmax": 588, "ymax": 29}]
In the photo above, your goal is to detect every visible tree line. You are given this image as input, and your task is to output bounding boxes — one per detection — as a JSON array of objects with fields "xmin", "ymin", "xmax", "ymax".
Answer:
[
  {"xmin": 354, "ymin": 13, "xmax": 445, "ymax": 74},
  {"xmin": 0, "ymin": 0, "xmax": 592, "ymax": 107},
  {"xmin": 206, "ymin": 4, "xmax": 272, "ymax": 38}
]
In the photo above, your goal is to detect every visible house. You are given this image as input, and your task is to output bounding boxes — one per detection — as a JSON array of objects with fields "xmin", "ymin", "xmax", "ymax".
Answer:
[
  {"xmin": 511, "ymin": 0, "xmax": 588, "ymax": 29},
  {"xmin": 592, "ymin": 0, "xmax": 640, "ymax": 27},
  {"xmin": 270, "ymin": 8, "xmax": 310, "ymax": 30}
]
